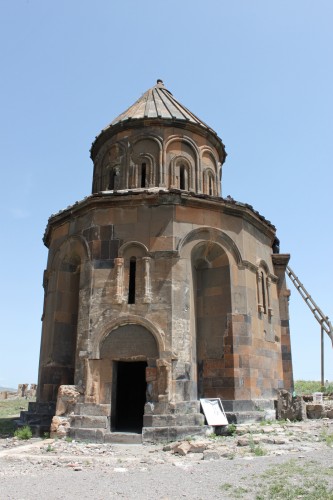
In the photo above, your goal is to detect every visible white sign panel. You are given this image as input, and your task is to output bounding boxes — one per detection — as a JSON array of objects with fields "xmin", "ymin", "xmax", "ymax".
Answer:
[{"xmin": 200, "ymin": 398, "xmax": 228, "ymax": 426}]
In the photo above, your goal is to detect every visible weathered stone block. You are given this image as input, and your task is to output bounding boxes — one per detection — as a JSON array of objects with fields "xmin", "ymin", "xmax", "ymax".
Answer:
[{"xmin": 277, "ymin": 390, "xmax": 306, "ymax": 421}]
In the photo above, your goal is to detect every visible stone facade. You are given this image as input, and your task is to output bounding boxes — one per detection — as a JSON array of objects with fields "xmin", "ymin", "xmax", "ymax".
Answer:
[{"xmin": 34, "ymin": 80, "xmax": 293, "ymax": 441}]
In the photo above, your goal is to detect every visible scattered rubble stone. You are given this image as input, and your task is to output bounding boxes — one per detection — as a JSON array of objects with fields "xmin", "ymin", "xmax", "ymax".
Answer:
[{"xmin": 0, "ymin": 419, "xmax": 332, "ymax": 476}]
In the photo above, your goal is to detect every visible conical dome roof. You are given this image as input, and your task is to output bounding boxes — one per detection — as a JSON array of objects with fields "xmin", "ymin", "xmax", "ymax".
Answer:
[
  {"xmin": 110, "ymin": 79, "xmax": 213, "ymax": 131},
  {"xmin": 91, "ymin": 80, "xmax": 225, "ymax": 160}
]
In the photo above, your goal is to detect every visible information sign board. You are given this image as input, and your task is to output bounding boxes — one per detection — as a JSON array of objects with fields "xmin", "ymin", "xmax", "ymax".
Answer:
[{"xmin": 200, "ymin": 398, "xmax": 228, "ymax": 426}]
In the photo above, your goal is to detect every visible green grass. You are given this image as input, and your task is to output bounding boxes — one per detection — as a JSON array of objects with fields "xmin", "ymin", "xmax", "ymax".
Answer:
[
  {"xmin": 294, "ymin": 380, "xmax": 333, "ymax": 395},
  {"xmin": 0, "ymin": 397, "xmax": 31, "ymax": 418},
  {"xmin": 256, "ymin": 478, "xmax": 333, "ymax": 499},
  {"xmin": 0, "ymin": 397, "xmax": 33, "ymax": 437},
  {"xmin": 260, "ymin": 419, "xmax": 274, "ymax": 426},
  {"xmin": 220, "ymin": 483, "xmax": 233, "ymax": 491},
  {"xmin": 220, "ymin": 460, "xmax": 333, "ymax": 499},
  {"xmin": 0, "ymin": 418, "xmax": 17, "ymax": 437},
  {"xmin": 227, "ymin": 423, "xmax": 237, "ymax": 435},
  {"xmin": 320, "ymin": 429, "xmax": 333, "ymax": 448},
  {"xmin": 14, "ymin": 425, "xmax": 32, "ymax": 440},
  {"xmin": 220, "ymin": 483, "xmax": 252, "ymax": 498},
  {"xmin": 256, "ymin": 459, "xmax": 333, "ymax": 500},
  {"xmin": 249, "ymin": 435, "xmax": 266, "ymax": 456}
]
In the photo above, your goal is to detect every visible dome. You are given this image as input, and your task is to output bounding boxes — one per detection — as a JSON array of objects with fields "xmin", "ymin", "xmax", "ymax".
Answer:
[
  {"xmin": 110, "ymin": 79, "xmax": 214, "ymax": 131},
  {"xmin": 90, "ymin": 81, "xmax": 227, "ymax": 197}
]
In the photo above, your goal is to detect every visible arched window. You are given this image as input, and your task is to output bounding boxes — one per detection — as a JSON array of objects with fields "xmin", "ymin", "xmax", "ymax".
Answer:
[
  {"xmin": 120, "ymin": 242, "xmax": 150, "ymax": 305},
  {"xmin": 203, "ymin": 170, "xmax": 215, "ymax": 196},
  {"xmin": 128, "ymin": 257, "xmax": 136, "ymax": 304}
]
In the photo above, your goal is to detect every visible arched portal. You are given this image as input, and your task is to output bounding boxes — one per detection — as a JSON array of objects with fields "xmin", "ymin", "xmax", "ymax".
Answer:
[
  {"xmin": 191, "ymin": 242, "xmax": 232, "ymax": 399},
  {"xmin": 100, "ymin": 324, "xmax": 158, "ymax": 432}
]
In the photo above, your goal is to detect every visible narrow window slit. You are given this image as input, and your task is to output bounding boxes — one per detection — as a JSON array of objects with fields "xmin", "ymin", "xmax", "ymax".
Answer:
[
  {"xmin": 209, "ymin": 175, "xmax": 213, "ymax": 195},
  {"xmin": 109, "ymin": 169, "xmax": 116, "ymax": 190},
  {"xmin": 128, "ymin": 257, "xmax": 136, "ymax": 304},
  {"xmin": 180, "ymin": 165, "xmax": 185, "ymax": 190},
  {"xmin": 141, "ymin": 163, "xmax": 146, "ymax": 188}
]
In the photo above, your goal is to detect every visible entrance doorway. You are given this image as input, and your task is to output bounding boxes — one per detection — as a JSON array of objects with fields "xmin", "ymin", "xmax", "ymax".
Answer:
[{"xmin": 114, "ymin": 361, "xmax": 147, "ymax": 432}]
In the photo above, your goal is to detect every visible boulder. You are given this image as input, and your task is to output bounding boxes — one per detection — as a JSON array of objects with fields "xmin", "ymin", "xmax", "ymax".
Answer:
[
  {"xmin": 172, "ymin": 441, "xmax": 191, "ymax": 456},
  {"xmin": 50, "ymin": 416, "xmax": 71, "ymax": 438},
  {"xmin": 55, "ymin": 385, "xmax": 82, "ymax": 416},
  {"xmin": 277, "ymin": 390, "xmax": 307, "ymax": 421}
]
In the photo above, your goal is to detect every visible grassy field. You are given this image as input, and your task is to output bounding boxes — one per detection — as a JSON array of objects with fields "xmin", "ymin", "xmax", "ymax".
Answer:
[
  {"xmin": 294, "ymin": 380, "xmax": 333, "ymax": 395},
  {"xmin": 0, "ymin": 397, "xmax": 33, "ymax": 438}
]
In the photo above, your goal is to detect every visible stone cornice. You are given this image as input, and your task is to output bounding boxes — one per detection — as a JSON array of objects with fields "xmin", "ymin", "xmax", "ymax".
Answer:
[
  {"xmin": 90, "ymin": 118, "xmax": 226, "ymax": 164},
  {"xmin": 43, "ymin": 190, "xmax": 276, "ymax": 247},
  {"xmin": 272, "ymin": 254, "xmax": 291, "ymax": 267}
]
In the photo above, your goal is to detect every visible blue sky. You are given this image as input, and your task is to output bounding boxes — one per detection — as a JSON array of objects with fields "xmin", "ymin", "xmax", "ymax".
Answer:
[{"xmin": 1, "ymin": 0, "xmax": 332, "ymax": 388}]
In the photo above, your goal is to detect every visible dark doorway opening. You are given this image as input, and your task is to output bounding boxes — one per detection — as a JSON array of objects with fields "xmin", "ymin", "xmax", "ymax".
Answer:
[{"xmin": 115, "ymin": 361, "xmax": 147, "ymax": 432}]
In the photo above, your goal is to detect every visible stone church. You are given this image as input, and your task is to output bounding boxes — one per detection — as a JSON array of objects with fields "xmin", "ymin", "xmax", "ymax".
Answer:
[{"xmin": 33, "ymin": 80, "xmax": 293, "ymax": 441}]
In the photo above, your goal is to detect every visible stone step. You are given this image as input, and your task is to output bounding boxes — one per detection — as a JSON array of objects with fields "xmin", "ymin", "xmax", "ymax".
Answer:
[
  {"xmin": 70, "ymin": 415, "xmax": 108, "ymax": 429},
  {"xmin": 221, "ymin": 399, "xmax": 275, "ymax": 412},
  {"xmin": 68, "ymin": 427, "xmax": 142, "ymax": 444},
  {"xmin": 225, "ymin": 410, "xmax": 274, "ymax": 425},
  {"xmin": 73, "ymin": 403, "xmax": 110, "ymax": 417},
  {"xmin": 18, "ymin": 411, "xmax": 54, "ymax": 427},
  {"xmin": 104, "ymin": 432, "xmax": 142, "ymax": 444},
  {"xmin": 143, "ymin": 412, "xmax": 204, "ymax": 427},
  {"xmin": 16, "ymin": 401, "xmax": 56, "ymax": 437},
  {"xmin": 68, "ymin": 427, "xmax": 106, "ymax": 442},
  {"xmin": 26, "ymin": 402, "xmax": 56, "ymax": 414},
  {"xmin": 142, "ymin": 425, "xmax": 213, "ymax": 443},
  {"xmin": 14, "ymin": 421, "xmax": 51, "ymax": 436},
  {"xmin": 144, "ymin": 401, "xmax": 201, "ymax": 416}
]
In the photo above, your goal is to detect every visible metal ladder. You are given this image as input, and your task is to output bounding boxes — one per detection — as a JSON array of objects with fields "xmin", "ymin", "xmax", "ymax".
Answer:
[{"xmin": 286, "ymin": 265, "xmax": 333, "ymax": 384}]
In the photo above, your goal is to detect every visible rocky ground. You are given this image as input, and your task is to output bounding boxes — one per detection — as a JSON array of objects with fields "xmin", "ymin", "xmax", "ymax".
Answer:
[{"xmin": 0, "ymin": 419, "xmax": 333, "ymax": 499}]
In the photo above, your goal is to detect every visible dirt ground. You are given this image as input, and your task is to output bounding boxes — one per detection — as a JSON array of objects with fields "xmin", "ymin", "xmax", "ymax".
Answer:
[{"xmin": 0, "ymin": 419, "xmax": 333, "ymax": 499}]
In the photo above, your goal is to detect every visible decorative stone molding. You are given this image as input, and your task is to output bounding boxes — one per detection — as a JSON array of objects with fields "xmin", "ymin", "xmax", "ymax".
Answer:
[
  {"xmin": 114, "ymin": 257, "xmax": 124, "ymax": 304},
  {"xmin": 178, "ymin": 226, "xmax": 243, "ymax": 268},
  {"xmin": 267, "ymin": 277, "xmax": 274, "ymax": 318},
  {"xmin": 257, "ymin": 271, "xmax": 264, "ymax": 314},
  {"xmin": 142, "ymin": 256, "xmax": 152, "ymax": 303}
]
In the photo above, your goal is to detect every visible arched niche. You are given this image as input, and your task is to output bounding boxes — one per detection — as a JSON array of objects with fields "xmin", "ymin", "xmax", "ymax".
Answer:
[
  {"xmin": 170, "ymin": 155, "xmax": 194, "ymax": 191},
  {"xmin": 95, "ymin": 141, "xmax": 127, "ymax": 192},
  {"xmin": 165, "ymin": 136, "xmax": 199, "ymax": 191},
  {"xmin": 39, "ymin": 236, "xmax": 90, "ymax": 401},
  {"xmin": 130, "ymin": 137, "xmax": 160, "ymax": 188},
  {"xmin": 201, "ymin": 150, "xmax": 219, "ymax": 196},
  {"xmin": 93, "ymin": 315, "xmax": 165, "ymax": 358},
  {"xmin": 191, "ymin": 242, "xmax": 232, "ymax": 398},
  {"xmin": 100, "ymin": 324, "xmax": 158, "ymax": 360},
  {"xmin": 203, "ymin": 168, "xmax": 216, "ymax": 196},
  {"xmin": 178, "ymin": 227, "xmax": 243, "ymax": 268}
]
